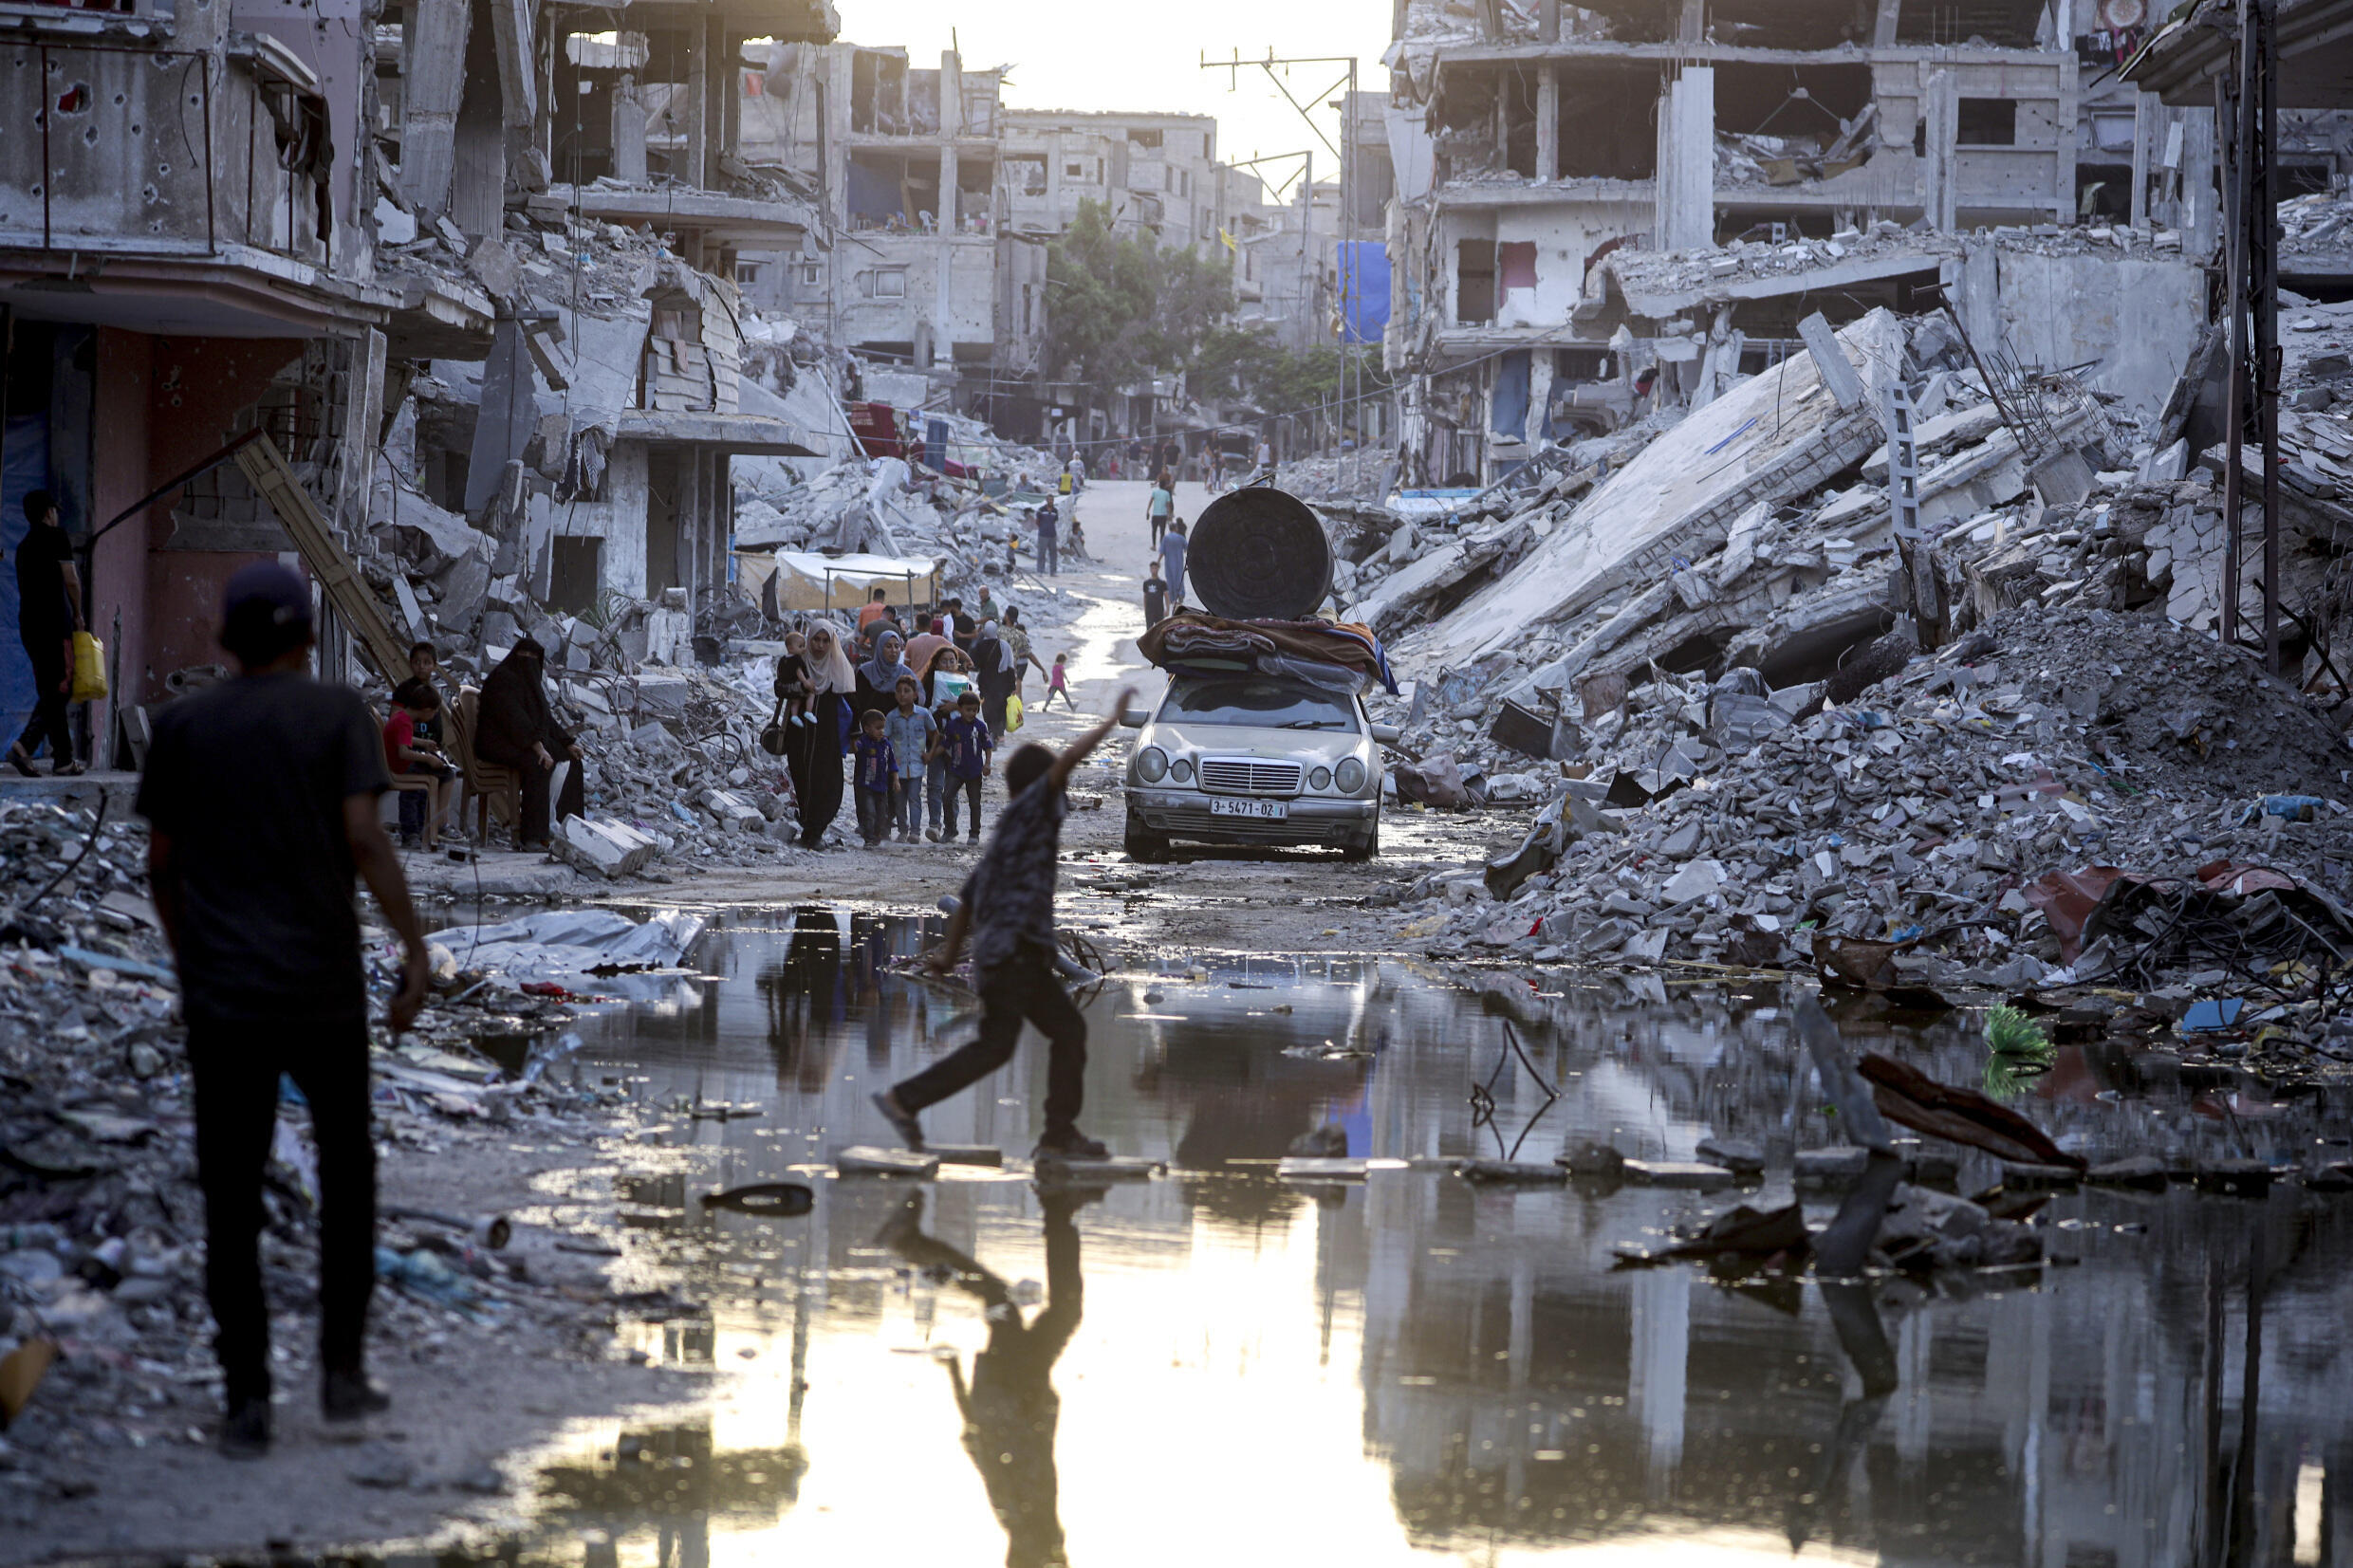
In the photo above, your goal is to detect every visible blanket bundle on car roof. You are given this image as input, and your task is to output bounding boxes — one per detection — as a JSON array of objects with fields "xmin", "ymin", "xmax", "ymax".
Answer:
[{"xmin": 1137, "ymin": 610, "xmax": 1399, "ymax": 694}]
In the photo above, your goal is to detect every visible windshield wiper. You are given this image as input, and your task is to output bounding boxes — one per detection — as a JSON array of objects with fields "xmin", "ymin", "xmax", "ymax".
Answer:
[{"xmin": 1277, "ymin": 719, "xmax": 1345, "ymax": 729}]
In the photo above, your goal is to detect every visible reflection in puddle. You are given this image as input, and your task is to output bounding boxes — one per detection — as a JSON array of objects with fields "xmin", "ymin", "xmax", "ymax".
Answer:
[{"xmin": 401, "ymin": 908, "xmax": 2353, "ymax": 1565}]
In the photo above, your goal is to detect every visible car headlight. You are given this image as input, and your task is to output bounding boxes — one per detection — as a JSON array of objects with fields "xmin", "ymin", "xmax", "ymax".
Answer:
[
  {"xmin": 1309, "ymin": 766, "xmax": 1333, "ymax": 790},
  {"xmin": 1170, "ymin": 757, "xmax": 1195, "ymax": 784},
  {"xmin": 1137, "ymin": 747, "xmax": 1168, "ymax": 783},
  {"xmin": 1335, "ymin": 757, "xmax": 1367, "ymax": 793}
]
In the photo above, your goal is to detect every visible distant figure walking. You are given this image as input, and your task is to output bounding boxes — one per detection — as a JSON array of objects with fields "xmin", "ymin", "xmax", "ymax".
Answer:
[
  {"xmin": 1141, "ymin": 561, "xmax": 1169, "ymax": 629},
  {"xmin": 8, "ymin": 489, "xmax": 84, "ymax": 777},
  {"xmin": 1146, "ymin": 472, "xmax": 1175, "ymax": 548},
  {"xmin": 1158, "ymin": 519, "xmax": 1189, "ymax": 607}
]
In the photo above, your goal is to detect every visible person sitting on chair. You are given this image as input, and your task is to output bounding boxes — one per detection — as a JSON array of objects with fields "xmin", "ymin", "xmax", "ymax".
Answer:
[{"xmin": 474, "ymin": 638, "xmax": 585, "ymax": 851}]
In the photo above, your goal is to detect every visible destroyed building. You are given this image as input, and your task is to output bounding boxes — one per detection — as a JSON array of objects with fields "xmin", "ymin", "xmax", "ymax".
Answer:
[
  {"xmin": 369, "ymin": 0, "xmax": 841, "ymax": 640},
  {"xmin": 1380, "ymin": 0, "xmax": 2224, "ymax": 485},
  {"xmin": 734, "ymin": 42, "xmax": 1051, "ymax": 409},
  {"xmin": 0, "ymin": 0, "xmax": 406, "ymax": 765},
  {"xmin": 1000, "ymin": 110, "xmax": 1228, "ymax": 253}
]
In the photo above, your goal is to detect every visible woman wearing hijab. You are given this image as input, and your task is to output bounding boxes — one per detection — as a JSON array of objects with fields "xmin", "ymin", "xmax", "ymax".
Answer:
[
  {"xmin": 854, "ymin": 629, "xmax": 917, "ymax": 719},
  {"xmin": 972, "ymin": 619, "xmax": 1018, "ymax": 738},
  {"xmin": 787, "ymin": 623, "xmax": 856, "ymax": 848},
  {"xmin": 476, "ymin": 637, "xmax": 588, "ymax": 850}
]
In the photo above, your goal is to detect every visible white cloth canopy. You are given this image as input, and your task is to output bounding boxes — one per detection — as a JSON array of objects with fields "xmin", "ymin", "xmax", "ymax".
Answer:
[{"xmin": 733, "ymin": 549, "xmax": 942, "ymax": 613}]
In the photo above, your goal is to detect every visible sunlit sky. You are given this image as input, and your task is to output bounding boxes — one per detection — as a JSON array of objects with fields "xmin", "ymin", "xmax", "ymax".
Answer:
[{"xmin": 833, "ymin": 0, "xmax": 1394, "ymax": 198}]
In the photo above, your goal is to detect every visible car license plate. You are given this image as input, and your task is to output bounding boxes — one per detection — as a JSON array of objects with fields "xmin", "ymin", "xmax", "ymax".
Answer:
[{"xmin": 1210, "ymin": 798, "xmax": 1288, "ymax": 820}]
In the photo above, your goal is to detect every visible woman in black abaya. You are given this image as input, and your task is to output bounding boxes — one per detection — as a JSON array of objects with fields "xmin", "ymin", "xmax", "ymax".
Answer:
[{"xmin": 786, "ymin": 622, "xmax": 856, "ymax": 848}]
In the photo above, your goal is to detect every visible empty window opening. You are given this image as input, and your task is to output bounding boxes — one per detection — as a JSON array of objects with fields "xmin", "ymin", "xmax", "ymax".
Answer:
[
  {"xmin": 1456, "ymin": 239, "xmax": 1496, "ymax": 325},
  {"xmin": 1554, "ymin": 64, "xmax": 1659, "ymax": 180},
  {"xmin": 548, "ymin": 537, "xmax": 602, "ymax": 615},
  {"xmin": 1553, "ymin": 347, "xmax": 1614, "ymax": 381},
  {"xmin": 1956, "ymin": 99, "xmax": 2016, "ymax": 147},
  {"xmin": 849, "ymin": 49, "xmax": 910, "ymax": 135},
  {"xmin": 1008, "ymin": 156, "xmax": 1047, "ymax": 195},
  {"xmin": 1714, "ymin": 65, "xmax": 1872, "ymax": 137},
  {"xmin": 2076, "ymin": 164, "xmax": 2132, "ymax": 223}
]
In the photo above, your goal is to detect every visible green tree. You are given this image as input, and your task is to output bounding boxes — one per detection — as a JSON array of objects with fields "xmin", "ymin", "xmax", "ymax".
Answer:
[{"xmin": 1043, "ymin": 200, "xmax": 1237, "ymax": 390}]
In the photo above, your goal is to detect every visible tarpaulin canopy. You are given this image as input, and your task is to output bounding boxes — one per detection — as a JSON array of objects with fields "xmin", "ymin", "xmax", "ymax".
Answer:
[{"xmin": 734, "ymin": 549, "xmax": 942, "ymax": 613}]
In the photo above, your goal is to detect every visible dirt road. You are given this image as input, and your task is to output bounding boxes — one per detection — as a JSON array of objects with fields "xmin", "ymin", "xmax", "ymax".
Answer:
[{"xmin": 642, "ymin": 474, "xmax": 1483, "ymax": 953}]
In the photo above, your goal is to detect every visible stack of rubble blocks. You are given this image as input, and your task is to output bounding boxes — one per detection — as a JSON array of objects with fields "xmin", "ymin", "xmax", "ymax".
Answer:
[{"xmin": 1329, "ymin": 306, "xmax": 2353, "ymax": 1044}]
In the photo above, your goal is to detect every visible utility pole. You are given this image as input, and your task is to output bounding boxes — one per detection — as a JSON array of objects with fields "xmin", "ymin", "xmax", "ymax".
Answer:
[
  {"xmin": 2220, "ymin": 0, "xmax": 2282, "ymax": 671},
  {"xmin": 1203, "ymin": 48, "xmax": 1362, "ymax": 468}
]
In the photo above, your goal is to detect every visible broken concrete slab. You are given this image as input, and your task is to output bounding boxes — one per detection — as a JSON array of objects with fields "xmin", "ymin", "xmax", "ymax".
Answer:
[
  {"xmin": 1620, "ymin": 1159, "xmax": 1737, "ymax": 1190},
  {"xmin": 1278, "ymin": 1156, "xmax": 1368, "ymax": 1180},
  {"xmin": 550, "ymin": 816, "xmax": 656, "ymax": 879},
  {"xmin": 837, "ymin": 1147, "xmax": 940, "ymax": 1177},
  {"xmin": 1401, "ymin": 309, "xmax": 1904, "ymax": 673}
]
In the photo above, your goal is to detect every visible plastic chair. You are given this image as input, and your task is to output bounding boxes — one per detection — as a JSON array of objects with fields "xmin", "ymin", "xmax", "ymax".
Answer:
[{"xmin": 453, "ymin": 687, "xmax": 521, "ymax": 846}]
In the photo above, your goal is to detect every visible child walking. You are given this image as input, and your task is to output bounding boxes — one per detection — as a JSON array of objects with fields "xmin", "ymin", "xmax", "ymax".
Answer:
[
  {"xmin": 882, "ymin": 677, "xmax": 936, "ymax": 844},
  {"xmin": 929, "ymin": 691, "xmax": 994, "ymax": 843},
  {"xmin": 852, "ymin": 709, "xmax": 896, "ymax": 848},
  {"xmin": 873, "ymin": 686, "xmax": 1140, "ymax": 1162},
  {"xmin": 1039, "ymin": 653, "xmax": 1074, "ymax": 710}
]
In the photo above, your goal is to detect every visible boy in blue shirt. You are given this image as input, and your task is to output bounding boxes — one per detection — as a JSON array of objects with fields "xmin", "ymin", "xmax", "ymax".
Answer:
[
  {"xmin": 881, "ymin": 676, "xmax": 936, "ymax": 844},
  {"xmin": 852, "ymin": 708, "xmax": 896, "ymax": 848},
  {"xmin": 929, "ymin": 691, "xmax": 994, "ymax": 843}
]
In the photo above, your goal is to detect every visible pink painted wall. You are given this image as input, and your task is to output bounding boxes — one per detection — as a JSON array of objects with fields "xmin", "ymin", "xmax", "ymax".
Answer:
[{"xmin": 135, "ymin": 338, "xmax": 305, "ymax": 696}]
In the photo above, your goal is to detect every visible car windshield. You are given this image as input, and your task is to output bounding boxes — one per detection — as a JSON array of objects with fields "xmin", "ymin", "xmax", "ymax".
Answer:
[{"xmin": 1158, "ymin": 678, "xmax": 1360, "ymax": 731}]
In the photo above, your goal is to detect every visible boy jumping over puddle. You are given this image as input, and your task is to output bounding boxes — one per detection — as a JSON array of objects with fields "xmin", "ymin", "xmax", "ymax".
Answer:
[{"xmin": 874, "ymin": 686, "xmax": 1138, "ymax": 1163}]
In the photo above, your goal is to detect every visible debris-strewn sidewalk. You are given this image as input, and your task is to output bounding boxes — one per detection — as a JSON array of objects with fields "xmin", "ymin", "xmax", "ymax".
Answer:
[{"xmin": 0, "ymin": 798, "xmax": 698, "ymax": 1526}]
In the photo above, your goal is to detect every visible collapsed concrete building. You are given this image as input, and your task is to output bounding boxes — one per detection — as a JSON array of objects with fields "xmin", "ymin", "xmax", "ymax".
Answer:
[
  {"xmin": 0, "ymin": 0, "xmax": 418, "ymax": 764},
  {"xmin": 731, "ymin": 41, "xmax": 1051, "ymax": 420},
  {"xmin": 1380, "ymin": 0, "xmax": 2224, "ymax": 485}
]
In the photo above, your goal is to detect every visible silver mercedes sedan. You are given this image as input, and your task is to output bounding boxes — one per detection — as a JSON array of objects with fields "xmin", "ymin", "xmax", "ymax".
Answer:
[{"xmin": 1120, "ymin": 674, "xmax": 1396, "ymax": 862}]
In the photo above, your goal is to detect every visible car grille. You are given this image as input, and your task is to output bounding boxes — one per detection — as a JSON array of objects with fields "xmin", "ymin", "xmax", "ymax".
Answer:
[
  {"xmin": 1198, "ymin": 758, "xmax": 1303, "ymax": 796},
  {"xmin": 1157, "ymin": 807, "xmax": 1350, "ymax": 844}
]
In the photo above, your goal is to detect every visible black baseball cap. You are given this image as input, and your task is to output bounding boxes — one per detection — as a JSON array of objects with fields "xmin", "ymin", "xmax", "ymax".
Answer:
[{"xmin": 220, "ymin": 562, "xmax": 312, "ymax": 662}]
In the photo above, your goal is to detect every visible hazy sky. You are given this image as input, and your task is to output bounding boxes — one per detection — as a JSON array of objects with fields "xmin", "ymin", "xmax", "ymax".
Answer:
[{"xmin": 833, "ymin": 0, "xmax": 1394, "ymax": 197}]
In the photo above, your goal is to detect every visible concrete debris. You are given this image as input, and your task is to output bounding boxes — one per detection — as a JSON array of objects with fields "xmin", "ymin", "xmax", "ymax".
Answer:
[
  {"xmin": 0, "ymin": 799, "xmax": 670, "ymax": 1485},
  {"xmin": 1389, "ymin": 593, "xmax": 2353, "ymax": 1021}
]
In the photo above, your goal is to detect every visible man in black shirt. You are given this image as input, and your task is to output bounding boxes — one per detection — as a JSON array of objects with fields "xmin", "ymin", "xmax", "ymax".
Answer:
[
  {"xmin": 8, "ymin": 489, "xmax": 84, "ymax": 777},
  {"xmin": 139, "ymin": 563, "xmax": 430, "ymax": 1458}
]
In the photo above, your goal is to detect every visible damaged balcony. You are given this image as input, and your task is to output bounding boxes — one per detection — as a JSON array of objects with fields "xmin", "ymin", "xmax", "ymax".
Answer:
[
  {"xmin": 0, "ymin": 13, "xmax": 395, "ymax": 336},
  {"xmin": 539, "ymin": 17, "xmax": 825, "ymax": 269}
]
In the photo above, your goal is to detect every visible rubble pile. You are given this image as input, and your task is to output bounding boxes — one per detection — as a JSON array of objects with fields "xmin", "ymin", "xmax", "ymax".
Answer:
[
  {"xmin": 0, "ymin": 801, "xmax": 671, "ymax": 1494},
  {"xmin": 1608, "ymin": 219, "xmax": 2186, "ymax": 309},
  {"xmin": 1393, "ymin": 603, "xmax": 2353, "ymax": 993}
]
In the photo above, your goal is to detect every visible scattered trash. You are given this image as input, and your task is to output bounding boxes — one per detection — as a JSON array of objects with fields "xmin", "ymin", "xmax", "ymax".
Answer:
[{"xmin": 699, "ymin": 1183, "xmax": 815, "ymax": 1216}]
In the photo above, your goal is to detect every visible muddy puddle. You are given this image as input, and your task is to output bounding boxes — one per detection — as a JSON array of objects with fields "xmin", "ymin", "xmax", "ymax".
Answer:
[{"xmin": 403, "ymin": 910, "xmax": 2353, "ymax": 1565}]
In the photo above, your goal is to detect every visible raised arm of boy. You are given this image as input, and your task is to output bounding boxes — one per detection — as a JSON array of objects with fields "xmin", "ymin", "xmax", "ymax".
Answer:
[{"xmin": 1047, "ymin": 687, "xmax": 1138, "ymax": 790}]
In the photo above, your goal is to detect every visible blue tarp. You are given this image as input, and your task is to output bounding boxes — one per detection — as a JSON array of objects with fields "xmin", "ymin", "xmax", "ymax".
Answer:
[
  {"xmin": 1338, "ymin": 241, "xmax": 1390, "ymax": 346},
  {"xmin": 0, "ymin": 414, "xmax": 49, "ymax": 749}
]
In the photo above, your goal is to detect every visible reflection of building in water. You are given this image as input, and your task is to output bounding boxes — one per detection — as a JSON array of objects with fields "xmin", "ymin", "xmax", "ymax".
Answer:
[
  {"xmin": 1337, "ymin": 1115, "xmax": 2353, "ymax": 1563},
  {"xmin": 528, "ymin": 1423, "xmax": 809, "ymax": 1568}
]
